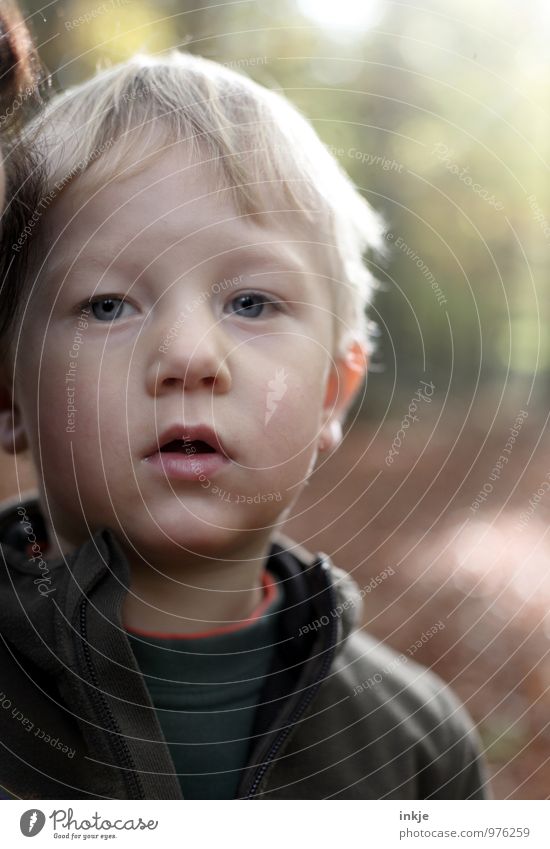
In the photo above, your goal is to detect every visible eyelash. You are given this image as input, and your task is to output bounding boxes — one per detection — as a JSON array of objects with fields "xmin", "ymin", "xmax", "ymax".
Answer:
[
  {"xmin": 77, "ymin": 296, "xmax": 133, "ymax": 322},
  {"xmin": 77, "ymin": 291, "xmax": 285, "ymax": 323},
  {"xmin": 226, "ymin": 291, "xmax": 284, "ymax": 319}
]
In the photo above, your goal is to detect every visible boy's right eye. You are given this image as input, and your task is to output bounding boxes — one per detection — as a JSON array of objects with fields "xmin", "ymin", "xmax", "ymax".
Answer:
[{"xmin": 85, "ymin": 297, "xmax": 136, "ymax": 322}]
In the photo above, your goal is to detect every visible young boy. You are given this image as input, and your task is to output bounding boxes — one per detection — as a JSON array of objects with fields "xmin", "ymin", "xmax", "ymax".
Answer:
[{"xmin": 0, "ymin": 51, "xmax": 491, "ymax": 800}]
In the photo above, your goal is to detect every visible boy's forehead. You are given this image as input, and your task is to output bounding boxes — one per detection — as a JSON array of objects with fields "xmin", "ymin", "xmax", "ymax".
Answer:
[
  {"xmin": 52, "ymin": 142, "xmax": 241, "ymax": 235},
  {"xmin": 43, "ymin": 141, "xmax": 324, "ymax": 279}
]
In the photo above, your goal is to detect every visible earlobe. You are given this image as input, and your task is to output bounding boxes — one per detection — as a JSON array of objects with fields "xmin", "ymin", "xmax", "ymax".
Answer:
[{"xmin": 318, "ymin": 419, "xmax": 343, "ymax": 453}]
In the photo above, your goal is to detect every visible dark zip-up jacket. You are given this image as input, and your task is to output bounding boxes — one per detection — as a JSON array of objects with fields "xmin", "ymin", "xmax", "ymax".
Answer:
[{"xmin": 0, "ymin": 493, "xmax": 492, "ymax": 800}]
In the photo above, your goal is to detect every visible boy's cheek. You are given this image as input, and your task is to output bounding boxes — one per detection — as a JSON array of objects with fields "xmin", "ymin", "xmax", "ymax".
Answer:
[
  {"xmin": 26, "ymin": 374, "xmax": 123, "ymax": 474},
  {"xmin": 258, "ymin": 407, "xmax": 322, "ymax": 473}
]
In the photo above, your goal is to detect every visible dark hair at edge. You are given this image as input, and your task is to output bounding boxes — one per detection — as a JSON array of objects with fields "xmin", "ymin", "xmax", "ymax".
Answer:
[
  {"xmin": 0, "ymin": 146, "xmax": 46, "ymax": 361},
  {"xmin": 0, "ymin": 0, "xmax": 42, "ymax": 129},
  {"xmin": 0, "ymin": 1, "xmax": 45, "ymax": 362}
]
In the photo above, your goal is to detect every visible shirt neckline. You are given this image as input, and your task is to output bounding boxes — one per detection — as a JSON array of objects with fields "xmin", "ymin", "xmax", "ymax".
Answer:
[{"xmin": 124, "ymin": 568, "xmax": 279, "ymax": 641}]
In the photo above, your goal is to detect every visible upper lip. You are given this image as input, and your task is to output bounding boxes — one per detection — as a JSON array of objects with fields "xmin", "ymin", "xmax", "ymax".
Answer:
[{"xmin": 144, "ymin": 423, "xmax": 231, "ymax": 460}]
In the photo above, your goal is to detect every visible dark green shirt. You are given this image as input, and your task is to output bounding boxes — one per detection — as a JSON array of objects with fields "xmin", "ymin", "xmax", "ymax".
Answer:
[{"xmin": 126, "ymin": 570, "xmax": 284, "ymax": 799}]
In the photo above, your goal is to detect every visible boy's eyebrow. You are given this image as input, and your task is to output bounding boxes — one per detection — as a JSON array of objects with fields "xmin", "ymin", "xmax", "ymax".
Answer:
[
  {"xmin": 219, "ymin": 245, "xmax": 312, "ymax": 276},
  {"xmin": 44, "ymin": 254, "xmax": 120, "ymax": 281},
  {"xmin": 44, "ymin": 244, "xmax": 311, "ymax": 283}
]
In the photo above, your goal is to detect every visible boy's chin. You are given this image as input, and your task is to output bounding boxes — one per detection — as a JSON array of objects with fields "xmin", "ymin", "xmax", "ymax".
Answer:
[
  {"xmin": 127, "ymin": 523, "xmax": 269, "ymax": 565},
  {"xmin": 144, "ymin": 496, "xmax": 287, "ymax": 534}
]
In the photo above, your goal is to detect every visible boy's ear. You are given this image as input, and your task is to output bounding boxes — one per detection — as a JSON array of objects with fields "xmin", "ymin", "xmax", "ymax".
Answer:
[
  {"xmin": 318, "ymin": 338, "xmax": 368, "ymax": 453},
  {"xmin": 0, "ymin": 369, "xmax": 28, "ymax": 454}
]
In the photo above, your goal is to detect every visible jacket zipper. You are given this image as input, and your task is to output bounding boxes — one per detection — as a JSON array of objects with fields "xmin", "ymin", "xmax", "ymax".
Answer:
[
  {"xmin": 243, "ymin": 557, "xmax": 339, "ymax": 798},
  {"xmin": 79, "ymin": 598, "xmax": 145, "ymax": 800}
]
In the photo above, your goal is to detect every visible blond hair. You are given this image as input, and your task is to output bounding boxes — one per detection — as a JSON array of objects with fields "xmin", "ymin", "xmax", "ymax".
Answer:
[{"xmin": 5, "ymin": 50, "xmax": 384, "ymax": 359}]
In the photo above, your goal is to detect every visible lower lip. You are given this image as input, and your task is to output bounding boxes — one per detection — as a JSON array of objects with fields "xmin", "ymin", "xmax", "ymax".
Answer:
[{"xmin": 143, "ymin": 450, "xmax": 230, "ymax": 481}]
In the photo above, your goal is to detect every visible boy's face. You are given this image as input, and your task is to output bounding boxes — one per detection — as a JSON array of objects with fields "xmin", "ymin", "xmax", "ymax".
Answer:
[{"xmin": 2, "ymin": 142, "xmax": 363, "ymax": 563}]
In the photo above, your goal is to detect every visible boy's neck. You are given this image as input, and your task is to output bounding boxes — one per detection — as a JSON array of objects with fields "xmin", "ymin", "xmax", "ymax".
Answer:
[
  {"xmin": 44, "ymin": 524, "xmax": 274, "ymax": 636},
  {"xmin": 120, "ymin": 545, "xmax": 271, "ymax": 636}
]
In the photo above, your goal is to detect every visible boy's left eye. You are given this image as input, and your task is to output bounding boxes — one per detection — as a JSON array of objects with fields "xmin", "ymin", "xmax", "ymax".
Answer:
[{"xmin": 226, "ymin": 292, "xmax": 281, "ymax": 319}]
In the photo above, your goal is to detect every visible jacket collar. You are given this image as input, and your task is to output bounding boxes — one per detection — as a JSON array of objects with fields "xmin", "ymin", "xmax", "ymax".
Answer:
[{"xmin": 0, "ymin": 491, "xmax": 364, "ymax": 669}]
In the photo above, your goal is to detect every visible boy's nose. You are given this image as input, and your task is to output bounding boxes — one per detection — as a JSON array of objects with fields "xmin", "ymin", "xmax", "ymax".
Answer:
[{"xmin": 146, "ymin": 308, "xmax": 232, "ymax": 396}]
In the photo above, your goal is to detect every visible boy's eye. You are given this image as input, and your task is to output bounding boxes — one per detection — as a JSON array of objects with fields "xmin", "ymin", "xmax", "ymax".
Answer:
[
  {"xmin": 81, "ymin": 292, "xmax": 281, "ymax": 322},
  {"xmin": 226, "ymin": 292, "xmax": 280, "ymax": 319},
  {"xmin": 87, "ymin": 297, "xmax": 135, "ymax": 322}
]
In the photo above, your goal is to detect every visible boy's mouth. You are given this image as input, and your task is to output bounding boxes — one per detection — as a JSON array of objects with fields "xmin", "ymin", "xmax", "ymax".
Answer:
[
  {"xmin": 143, "ymin": 423, "xmax": 232, "ymax": 481},
  {"xmin": 145, "ymin": 423, "xmax": 231, "ymax": 460},
  {"xmin": 160, "ymin": 439, "xmax": 216, "ymax": 454}
]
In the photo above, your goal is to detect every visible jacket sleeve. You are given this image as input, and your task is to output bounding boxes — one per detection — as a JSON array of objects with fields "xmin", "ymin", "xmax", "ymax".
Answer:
[
  {"xmin": 457, "ymin": 724, "xmax": 493, "ymax": 800},
  {"xmin": 421, "ymin": 672, "xmax": 493, "ymax": 800}
]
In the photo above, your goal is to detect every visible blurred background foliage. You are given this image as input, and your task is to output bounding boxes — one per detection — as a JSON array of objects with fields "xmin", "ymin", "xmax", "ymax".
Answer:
[{"xmin": 19, "ymin": 0, "xmax": 549, "ymax": 419}]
